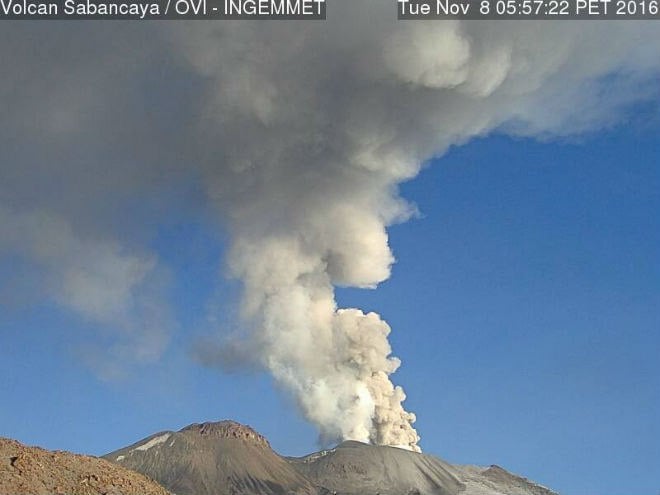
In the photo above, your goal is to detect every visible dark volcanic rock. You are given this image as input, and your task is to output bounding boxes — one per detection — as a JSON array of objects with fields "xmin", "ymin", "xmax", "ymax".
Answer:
[
  {"xmin": 104, "ymin": 420, "xmax": 318, "ymax": 495},
  {"xmin": 290, "ymin": 441, "xmax": 560, "ymax": 495},
  {"xmin": 179, "ymin": 421, "xmax": 270, "ymax": 447},
  {"xmin": 290, "ymin": 441, "xmax": 463, "ymax": 495},
  {"xmin": 105, "ymin": 420, "xmax": 560, "ymax": 495}
]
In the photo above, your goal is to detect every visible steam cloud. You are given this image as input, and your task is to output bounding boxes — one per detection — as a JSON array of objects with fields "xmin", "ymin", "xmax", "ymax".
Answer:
[{"xmin": 1, "ymin": 7, "xmax": 659, "ymax": 450}]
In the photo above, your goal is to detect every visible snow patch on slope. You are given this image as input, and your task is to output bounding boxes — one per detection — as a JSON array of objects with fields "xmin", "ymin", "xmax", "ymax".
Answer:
[{"xmin": 134, "ymin": 434, "xmax": 170, "ymax": 452}]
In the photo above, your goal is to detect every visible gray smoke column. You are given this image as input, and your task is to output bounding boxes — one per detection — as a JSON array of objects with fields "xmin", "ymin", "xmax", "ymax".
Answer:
[
  {"xmin": 2, "ymin": 6, "xmax": 660, "ymax": 450},
  {"xmin": 177, "ymin": 14, "xmax": 659, "ymax": 451}
]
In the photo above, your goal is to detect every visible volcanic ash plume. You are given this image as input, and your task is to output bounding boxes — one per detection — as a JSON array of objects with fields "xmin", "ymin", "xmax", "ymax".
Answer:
[
  {"xmin": 180, "ymin": 14, "xmax": 660, "ymax": 452},
  {"xmin": 228, "ymin": 219, "xmax": 420, "ymax": 450},
  {"xmin": 3, "ymin": 5, "xmax": 660, "ymax": 452}
]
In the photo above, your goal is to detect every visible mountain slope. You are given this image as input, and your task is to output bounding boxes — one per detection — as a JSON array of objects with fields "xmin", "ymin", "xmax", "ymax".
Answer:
[
  {"xmin": 105, "ymin": 420, "xmax": 559, "ymax": 495},
  {"xmin": 290, "ymin": 441, "xmax": 559, "ymax": 495},
  {"xmin": 291, "ymin": 440, "xmax": 463, "ymax": 495},
  {"xmin": 453, "ymin": 464, "xmax": 559, "ymax": 495},
  {"xmin": 104, "ymin": 421, "xmax": 318, "ymax": 495},
  {"xmin": 0, "ymin": 437, "xmax": 170, "ymax": 495}
]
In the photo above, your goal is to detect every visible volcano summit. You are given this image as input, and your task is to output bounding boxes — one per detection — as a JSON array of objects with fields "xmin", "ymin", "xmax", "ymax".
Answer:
[{"xmin": 105, "ymin": 420, "xmax": 558, "ymax": 495}]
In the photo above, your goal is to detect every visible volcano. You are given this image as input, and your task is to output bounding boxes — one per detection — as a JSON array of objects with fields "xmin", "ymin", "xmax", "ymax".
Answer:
[
  {"xmin": 292, "ymin": 440, "xmax": 558, "ymax": 495},
  {"xmin": 105, "ymin": 420, "xmax": 558, "ymax": 495},
  {"xmin": 104, "ymin": 421, "xmax": 317, "ymax": 495}
]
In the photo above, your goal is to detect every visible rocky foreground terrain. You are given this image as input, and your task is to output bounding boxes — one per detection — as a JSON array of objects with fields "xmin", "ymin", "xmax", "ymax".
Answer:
[
  {"xmin": 105, "ymin": 420, "xmax": 560, "ymax": 495},
  {"xmin": 0, "ymin": 437, "xmax": 170, "ymax": 495}
]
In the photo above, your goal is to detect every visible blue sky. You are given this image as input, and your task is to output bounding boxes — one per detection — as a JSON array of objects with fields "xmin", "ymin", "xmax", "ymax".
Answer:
[{"xmin": 1, "ymin": 120, "xmax": 658, "ymax": 495}]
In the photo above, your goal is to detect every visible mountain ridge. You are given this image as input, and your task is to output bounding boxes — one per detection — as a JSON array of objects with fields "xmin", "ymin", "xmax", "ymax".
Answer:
[
  {"xmin": 104, "ymin": 420, "xmax": 560, "ymax": 495},
  {"xmin": 105, "ymin": 420, "xmax": 317, "ymax": 495}
]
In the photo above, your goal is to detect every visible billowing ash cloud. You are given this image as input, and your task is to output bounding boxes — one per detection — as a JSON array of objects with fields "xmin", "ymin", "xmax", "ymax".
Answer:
[{"xmin": 1, "ymin": 8, "xmax": 660, "ymax": 449}]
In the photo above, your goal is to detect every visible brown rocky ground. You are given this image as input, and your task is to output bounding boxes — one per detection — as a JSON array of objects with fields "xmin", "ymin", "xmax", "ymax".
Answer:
[{"xmin": 0, "ymin": 437, "xmax": 171, "ymax": 495}]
